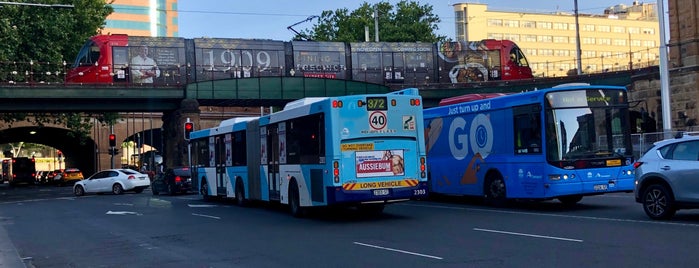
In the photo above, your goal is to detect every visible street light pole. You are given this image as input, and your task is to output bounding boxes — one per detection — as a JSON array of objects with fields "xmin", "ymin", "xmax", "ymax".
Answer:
[{"xmin": 574, "ymin": 0, "xmax": 583, "ymax": 75}]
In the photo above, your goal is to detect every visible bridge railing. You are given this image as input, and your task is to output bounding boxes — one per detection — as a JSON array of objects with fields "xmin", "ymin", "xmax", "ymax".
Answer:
[{"xmin": 0, "ymin": 60, "xmax": 68, "ymax": 85}]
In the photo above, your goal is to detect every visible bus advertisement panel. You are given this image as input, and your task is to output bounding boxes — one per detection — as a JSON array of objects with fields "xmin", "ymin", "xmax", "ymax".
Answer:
[
  {"xmin": 189, "ymin": 88, "xmax": 428, "ymax": 217},
  {"xmin": 424, "ymin": 84, "xmax": 635, "ymax": 205}
]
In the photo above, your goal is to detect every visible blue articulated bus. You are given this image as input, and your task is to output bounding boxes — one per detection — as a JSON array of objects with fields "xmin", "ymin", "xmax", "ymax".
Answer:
[
  {"xmin": 424, "ymin": 84, "xmax": 635, "ymax": 205},
  {"xmin": 189, "ymin": 88, "xmax": 428, "ymax": 216}
]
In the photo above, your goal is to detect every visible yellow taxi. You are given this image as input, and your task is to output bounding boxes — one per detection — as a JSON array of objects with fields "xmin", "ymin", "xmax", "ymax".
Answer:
[{"xmin": 60, "ymin": 168, "xmax": 84, "ymax": 186}]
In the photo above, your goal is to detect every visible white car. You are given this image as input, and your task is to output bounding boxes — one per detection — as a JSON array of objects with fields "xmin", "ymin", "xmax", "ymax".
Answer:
[{"xmin": 74, "ymin": 169, "xmax": 150, "ymax": 196}]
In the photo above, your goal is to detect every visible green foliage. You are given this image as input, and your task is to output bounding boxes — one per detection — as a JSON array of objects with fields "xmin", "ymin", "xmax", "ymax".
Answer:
[
  {"xmin": 300, "ymin": 0, "xmax": 445, "ymax": 43},
  {"xmin": 0, "ymin": 1, "xmax": 114, "ymax": 143},
  {"xmin": 0, "ymin": 0, "xmax": 113, "ymax": 62}
]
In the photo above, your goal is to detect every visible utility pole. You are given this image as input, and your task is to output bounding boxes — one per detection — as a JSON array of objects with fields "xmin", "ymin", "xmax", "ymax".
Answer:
[
  {"xmin": 574, "ymin": 0, "xmax": 582, "ymax": 75},
  {"xmin": 657, "ymin": 0, "xmax": 671, "ymax": 134},
  {"xmin": 374, "ymin": 8, "xmax": 380, "ymax": 42}
]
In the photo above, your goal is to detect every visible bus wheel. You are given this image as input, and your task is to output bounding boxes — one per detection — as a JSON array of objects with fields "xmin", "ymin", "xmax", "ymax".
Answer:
[
  {"xmin": 484, "ymin": 173, "xmax": 507, "ymax": 207},
  {"xmin": 289, "ymin": 180, "xmax": 306, "ymax": 218},
  {"xmin": 200, "ymin": 181, "xmax": 211, "ymax": 201},
  {"xmin": 558, "ymin": 195, "xmax": 583, "ymax": 206},
  {"xmin": 235, "ymin": 179, "xmax": 247, "ymax": 206}
]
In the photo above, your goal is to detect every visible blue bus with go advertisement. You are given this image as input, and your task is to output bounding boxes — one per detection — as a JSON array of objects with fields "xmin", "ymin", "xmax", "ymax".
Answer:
[
  {"xmin": 188, "ymin": 88, "xmax": 428, "ymax": 216},
  {"xmin": 424, "ymin": 84, "xmax": 635, "ymax": 205}
]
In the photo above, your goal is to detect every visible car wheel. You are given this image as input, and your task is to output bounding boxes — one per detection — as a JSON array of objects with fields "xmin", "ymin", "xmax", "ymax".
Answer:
[
  {"xmin": 484, "ymin": 173, "xmax": 507, "ymax": 207},
  {"xmin": 288, "ymin": 180, "xmax": 306, "ymax": 218},
  {"xmin": 235, "ymin": 179, "xmax": 247, "ymax": 206},
  {"xmin": 112, "ymin": 184, "xmax": 124, "ymax": 195},
  {"xmin": 200, "ymin": 181, "xmax": 211, "ymax": 201},
  {"xmin": 558, "ymin": 195, "xmax": 583, "ymax": 206},
  {"xmin": 642, "ymin": 184, "xmax": 676, "ymax": 220},
  {"xmin": 74, "ymin": 185, "xmax": 85, "ymax": 196}
]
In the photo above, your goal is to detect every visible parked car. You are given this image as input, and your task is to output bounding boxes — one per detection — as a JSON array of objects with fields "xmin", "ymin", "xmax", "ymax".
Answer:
[
  {"xmin": 59, "ymin": 168, "xmax": 84, "ymax": 186},
  {"xmin": 151, "ymin": 167, "xmax": 192, "ymax": 195},
  {"xmin": 48, "ymin": 169, "xmax": 62, "ymax": 185},
  {"xmin": 634, "ymin": 133, "xmax": 699, "ymax": 220},
  {"xmin": 74, "ymin": 169, "xmax": 150, "ymax": 196}
]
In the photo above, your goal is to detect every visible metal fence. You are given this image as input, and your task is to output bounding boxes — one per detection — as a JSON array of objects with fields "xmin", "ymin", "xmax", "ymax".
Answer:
[{"xmin": 631, "ymin": 131, "xmax": 699, "ymax": 159}]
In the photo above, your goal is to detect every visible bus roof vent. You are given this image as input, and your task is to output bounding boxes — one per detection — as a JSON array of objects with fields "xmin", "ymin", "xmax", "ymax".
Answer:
[
  {"xmin": 283, "ymin": 97, "xmax": 328, "ymax": 110},
  {"xmin": 218, "ymin": 117, "xmax": 258, "ymax": 128},
  {"xmin": 552, "ymin": 83, "xmax": 591, "ymax": 88}
]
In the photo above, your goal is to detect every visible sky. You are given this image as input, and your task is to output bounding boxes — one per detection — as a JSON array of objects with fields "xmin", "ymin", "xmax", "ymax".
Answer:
[{"xmin": 176, "ymin": 0, "xmax": 666, "ymax": 41}]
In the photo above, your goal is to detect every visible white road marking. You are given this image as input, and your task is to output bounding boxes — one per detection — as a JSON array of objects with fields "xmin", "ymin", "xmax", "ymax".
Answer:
[
  {"xmin": 113, "ymin": 203, "xmax": 134, "ymax": 206},
  {"xmin": 106, "ymin": 211, "xmax": 141, "ymax": 215},
  {"xmin": 473, "ymin": 228, "xmax": 583, "ymax": 242},
  {"xmin": 192, "ymin": 213, "xmax": 220, "ymax": 220},
  {"xmin": 353, "ymin": 242, "xmax": 443, "ymax": 260},
  {"xmin": 403, "ymin": 203, "xmax": 699, "ymax": 228},
  {"xmin": 188, "ymin": 204, "xmax": 218, "ymax": 208}
]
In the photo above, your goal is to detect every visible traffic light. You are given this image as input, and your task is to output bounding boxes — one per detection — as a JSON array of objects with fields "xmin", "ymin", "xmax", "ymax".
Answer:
[
  {"xmin": 108, "ymin": 148, "xmax": 120, "ymax": 155},
  {"xmin": 184, "ymin": 122, "xmax": 194, "ymax": 140},
  {"xmin": 109, "ymin": 134, "xmax": 116, "ymax": 147}
]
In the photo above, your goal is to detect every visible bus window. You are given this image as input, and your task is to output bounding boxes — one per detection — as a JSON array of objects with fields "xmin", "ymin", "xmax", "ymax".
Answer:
[
  {"xmin": 288, "ymin": 113, "xmax": 325, "ymax": 164},
  {"xmin": 73, "ymin": 41, "xmax": 100, "ymax": 67},
  {"xmin": 192, "ymin": 138, "xmax": 209, "ymax": 167},
  {"xmin": 514, "ymin": 104, "xmax": 542, "ymax": 154},
  {"xmin": 232, "ymin": 131, "xmax": 246, "ymax": 166},
  {"xmin": 509, "ymin": 47, "xmax": 529, "ymax": 67}
]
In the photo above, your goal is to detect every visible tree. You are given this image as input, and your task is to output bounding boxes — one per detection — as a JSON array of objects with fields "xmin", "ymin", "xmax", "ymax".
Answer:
[
  {"xmin": 0, "ymin": 0, "xmax": 116, "ymax": 144},
  {"xmin": 0, "ymin": 0, "xmax": 113, "ymax": 63},
  {"xmin": 300, "ymin": 1, "xmax": 444, "ymax": 43}
]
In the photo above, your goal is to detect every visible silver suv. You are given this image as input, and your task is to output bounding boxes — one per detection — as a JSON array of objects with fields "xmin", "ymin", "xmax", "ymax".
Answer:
[{"xmin": 634, "ymin": 133, "xmax": 699, "ymax": 220}]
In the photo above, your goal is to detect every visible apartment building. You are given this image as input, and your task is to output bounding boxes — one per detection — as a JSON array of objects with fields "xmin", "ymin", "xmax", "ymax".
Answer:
[
  {"xmin": 101, "ymin": 0, "xmax": 179, "ymax": 37},
  {"xmin": 453, "ymin": 2, "xmax": 660, "ymax": 77}
]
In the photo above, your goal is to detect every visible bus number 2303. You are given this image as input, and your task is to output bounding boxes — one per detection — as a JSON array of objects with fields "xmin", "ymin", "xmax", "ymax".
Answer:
[{"xmin": 413, "ymin": 189, "xmax": 427, "ymax": 195}]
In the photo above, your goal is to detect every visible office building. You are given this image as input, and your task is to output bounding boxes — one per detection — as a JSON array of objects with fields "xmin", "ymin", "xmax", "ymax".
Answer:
[
  {"xmin": 453, "ymin": 2, "xmax": 660, "ymax": 77},
  {"xmin": 102, "ymin": 0, "xmax": 179, "ymax": 37}
]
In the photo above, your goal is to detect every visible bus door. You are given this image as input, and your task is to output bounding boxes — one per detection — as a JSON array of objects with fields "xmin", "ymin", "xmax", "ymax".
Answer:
[
  {"xmin": 214, "ymin": 136, "xmax": 227, "ymax": 196},
  {"xmin": 266, "ymin": 124, "xmax": 281, "ymax": 200}
]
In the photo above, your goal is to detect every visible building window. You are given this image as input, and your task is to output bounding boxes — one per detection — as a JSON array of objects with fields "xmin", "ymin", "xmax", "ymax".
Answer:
[
  {"xmin": 537, "ymin": 21, "xmax": 552, "ymax": 29},
  {"xmin": 582, "ymin": 37, "xmax": 595, "ymax": 44},
  {"xmin": 598, "ymin": 25, "xmax": 611, "ymax": 32},
  {"xmin": 488, "ymin": 33, "xmax": 503, "ymax": 40},
  {"xmin": 643, "ymin": 40, "xmax": 656, "ymax": 47},
  {"xmin": 554, "ymin": 50, "xmax": 570, "ymax": 57},
  {"xmin": 628, "ymin": 27, "xmax": 640, "ymax": 34},
  {"xmin": 613, "ymin": 39, "xmax": 627, "ymax": 46},
  {"xmin": 522, "ymin": 35, "xmax": 537, "ymax": 42},
  {"xmin": 582, "ymin": 24, "xmax": 595, "ymax": 31},
  {"xmin": 522, "ymin": 21, "xmax": 536, "ymax": 28},
  {"xmin": 525, "ymin": 49, "xmax": 537, "ymax": 56},
  {"xmin": 598, "ymin": 38, "xmax": 611, "ymax": 45},
  {"xmin": 537, "ymin": 35, "xmax": 553, "ymax": 43},
  {"xmin": 631, "ymin": 40, "xmax": 641, "ymax": 47},
  {"xmin": 553, "ymin": 36, "xmax": 568, "ymax": 43},
  {"xmin": 487, "ymin": 19, "xmax": 503, "ymax": 27},
  {"xmin": 582, "ymin": 51, "xmax": 597, "ymax": 57},
  {"xmin": 642, "ymin": 28, "xmax": 655, "ymax": 34},
  {"xmin": 539, "ymin": 49, "xmax": 553, "ymax": 56},
  {"xmin": 553, "ymin": 23, "xmax": 568, "ymax": 30},
  {"xmin": 613, "ymin": 26, "xmax": 625, "ymax": 33},
  {"xmin": 503, "ymin": 33, "xmax": 520, "ymax": 41},
  {"xmin": 504, "ymin": 20, "xmax": 519, "ymax": 27}
]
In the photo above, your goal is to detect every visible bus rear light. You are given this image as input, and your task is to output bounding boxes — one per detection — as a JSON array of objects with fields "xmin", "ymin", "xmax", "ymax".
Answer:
[
  {"xmin": 391, "ymin": 99, "xmax": 397, "ymax": 106},
  {"xmin": 332, "ymin": 100, "xmax": 343, "ymax": 108},
  {"xmin": 421, "ymin": 171, "xmax": 426, "ymax": 178},
  {"xmin": 357, "ymin": 100, "xmax": 364, "ymax": 107},
  {"xmin": 420, "ymin": 157, "xmax": 426, "ymax": 172},
  {"xmin": 410, "ymin": 99, "xmax": 421, "ymax": 106},
  {"xmin": 333, "ymin": 161, "xmax": 339, "ymax": 182}
]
